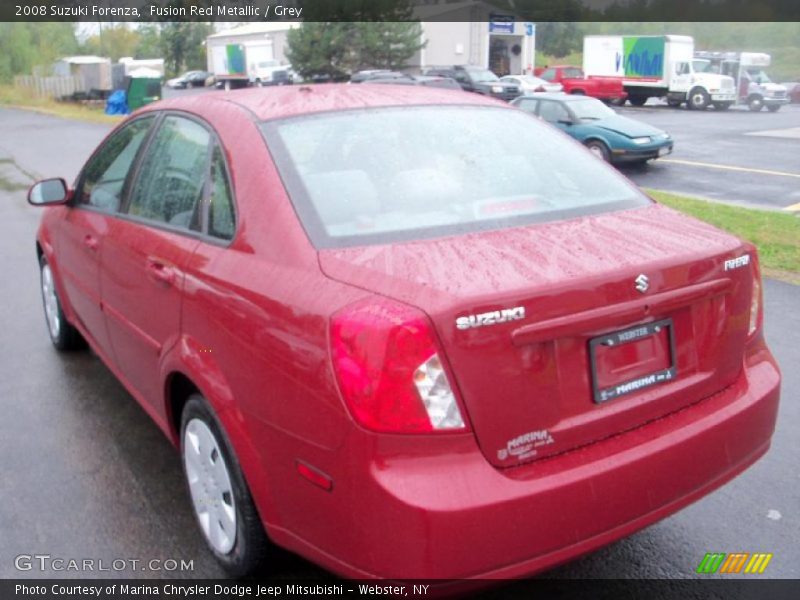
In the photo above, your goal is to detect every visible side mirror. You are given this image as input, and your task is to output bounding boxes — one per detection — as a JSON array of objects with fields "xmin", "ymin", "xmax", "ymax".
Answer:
[{"xmin": 28, "ymin": 178, "xmax": 69, "ymax": 206}]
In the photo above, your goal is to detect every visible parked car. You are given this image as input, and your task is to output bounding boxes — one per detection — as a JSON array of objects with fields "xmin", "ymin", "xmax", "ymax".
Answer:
[
  {"xmin": 500, "ymin": 74, "xmax": 563, "ymax": 94},
  {"xmin": 166, "ymin": 70, "xmax": 213, "ymax": 89},
  {"xmin": 349, "ymin": 69, "xmax": 407, "ymax": 83},
  {"xmin": 513, "ymin": 93, "xmax": 673, "ymax": 164},
  {"xmin": 364, "ymin": 74, "xmax": 461, "ymax": 90},
  {"xmin": 536, "ymin": 65, "xmax": 628, "ymax": 104},
  {"xmin": 780, "ymin": 82, "xmax": 800, "ymax": 103},
  {"xmin": 424, "ymin": 65, "xmax": 521, "ymax": 101},
  {"xmin": 28, "ymin": 85, "xmax": 779, "ymax": 580}
]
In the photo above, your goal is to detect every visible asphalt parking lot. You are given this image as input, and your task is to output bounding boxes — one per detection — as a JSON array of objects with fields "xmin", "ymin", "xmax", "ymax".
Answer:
[
  {"xmin": 616, "ymin": 101, "xmax": 800, "ymax": 211},
  {"xmin": 0, "ymin": 104, "xmax": 797, "ymax": 588}
]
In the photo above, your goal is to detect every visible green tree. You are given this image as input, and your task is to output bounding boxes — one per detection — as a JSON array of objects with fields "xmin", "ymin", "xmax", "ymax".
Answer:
[
  {"xmin": 135, "ymin": 24, "xmax": 163, "ymax": 60},
  {"xmin": 287, "ymin": 22, "xmax": 425, "ymax": 80},
  {"xmin": 80, "ymin": 24, "xmax": 139, "ymax": 61},
  {"xmin": 0, "ymin": 23, "xmax": 78, "ymax": 83},
  {"xmin": 160, "ymin": 22, "xmax": 213, "ymax": 76},
  {"xmin": 536, "ymin": 22, "xmax": 584, "ymax": 58}
]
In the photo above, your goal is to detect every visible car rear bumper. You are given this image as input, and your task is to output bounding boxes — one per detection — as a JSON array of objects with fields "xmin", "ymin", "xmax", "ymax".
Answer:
[{"xmin": 286, "ymin": 339, "xmax": 779, "ymax": 579}]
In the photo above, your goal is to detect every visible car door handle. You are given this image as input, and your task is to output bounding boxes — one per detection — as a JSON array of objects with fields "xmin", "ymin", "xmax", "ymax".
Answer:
[
  {"xmin": 83, "ymin": 235, "xmax": 98, "ymax": 252},
  {"xmin": 146, "ymin": 258, "xmax": 176, "ymax": 286}
]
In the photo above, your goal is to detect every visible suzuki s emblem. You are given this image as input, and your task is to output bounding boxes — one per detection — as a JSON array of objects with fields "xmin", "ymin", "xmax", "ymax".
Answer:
[{"xmin": 635, "ymin": 274, "xmax": 650, "ymax": 294}]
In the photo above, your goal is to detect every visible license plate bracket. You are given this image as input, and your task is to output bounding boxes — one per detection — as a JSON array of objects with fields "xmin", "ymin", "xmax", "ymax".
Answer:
[{"xmin": 589, "ymin": 318, "xmax": 677, "ymax": 404}]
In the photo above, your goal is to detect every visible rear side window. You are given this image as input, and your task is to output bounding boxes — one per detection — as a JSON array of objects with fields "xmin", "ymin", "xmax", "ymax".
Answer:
[
  {"xmin": 563, "ymin": 68, "xmax": 582, "ymax": 78},
  {"xmin": 263, "ymin": 106, "xmax": 648, "ymax": 249},
  {"xmin": 515, "ymin": 98, "xmax": 540, "ymax": 114},
  {"xmin": 207, "ymin": 146, "xmax": 236, "ymax": 240},
  {"xmin": 538, "ymin": 101, "xmax": 570, "ymax": 123},
  {"xmin": 127, "ymin": 116, "xmax": 210, "ymax": 229},
  {"xmin": 77, "ymin": 117, "xmax": 154, "ymax": 212}
]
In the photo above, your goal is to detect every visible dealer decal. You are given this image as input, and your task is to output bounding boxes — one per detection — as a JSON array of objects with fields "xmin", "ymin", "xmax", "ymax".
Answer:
[{"xmin": 497, "ymin": 430, "xmax": 555, "ymax": 461}]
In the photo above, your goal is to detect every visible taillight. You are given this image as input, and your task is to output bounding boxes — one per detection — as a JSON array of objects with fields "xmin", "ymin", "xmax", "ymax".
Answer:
[
  {"xmin": 749, "ymin": 261, "xmax": 763, "ymax": 337},
  {"xmin": 330, "ymin": 298, "xmax": 467, "ymax": 434}
]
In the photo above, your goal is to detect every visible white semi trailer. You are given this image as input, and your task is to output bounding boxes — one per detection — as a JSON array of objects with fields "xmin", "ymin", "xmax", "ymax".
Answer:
[{"xmin": 583, "ymin": 35, "xmax": 736, "ymax": 110}]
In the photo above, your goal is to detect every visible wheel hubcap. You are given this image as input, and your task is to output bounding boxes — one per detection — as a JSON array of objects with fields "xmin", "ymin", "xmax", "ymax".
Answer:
[
  {"xmin": 589, "ymin": 145, "xmax": 603, "ymax": 158},
  {"xmin": 693, "ymin": 94, "xmax": 704, "ymax": 106},
  {"xmin": 184, "ymin": 418, "xmax": 237, "ymax": 554},
  {"xmin": 41, "ymin": 264, "xmax": 61, "ymax": 340}
]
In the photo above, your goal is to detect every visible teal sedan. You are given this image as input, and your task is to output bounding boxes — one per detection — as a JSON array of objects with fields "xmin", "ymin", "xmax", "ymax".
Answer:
[{"xmin": 511, "ymin": 93, "xmax": 673, "ymax": 164}]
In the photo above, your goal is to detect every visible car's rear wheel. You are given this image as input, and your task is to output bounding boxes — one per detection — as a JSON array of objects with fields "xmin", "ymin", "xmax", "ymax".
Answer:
[
  {"xmin": 628, "ymin": 96, "xmax": 648, "ymax": 107},
  {"xmin": 767, "ymin": 104, "xmax": 781, "ymax": 113},
  {"xmin": 39, "ymin": 256, "xmax": 84, "ymax": 351},
  {"xmin": 181, "ymin": 394, "xmax": 269, "ymax": 577},
  {"xmin": 585, "ymin": 140, "xmax": 611, "ymax": 163}
]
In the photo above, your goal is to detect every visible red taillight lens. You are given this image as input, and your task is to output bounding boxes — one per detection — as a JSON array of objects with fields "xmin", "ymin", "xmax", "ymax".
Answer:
[{"xmin": 330, "ymin": 298, "xmax": 467, "ymax": 434}]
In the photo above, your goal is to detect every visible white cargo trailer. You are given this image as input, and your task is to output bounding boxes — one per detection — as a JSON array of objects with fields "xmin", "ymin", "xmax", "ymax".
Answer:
[{"xmin": 583, "ymin": 35, "xmax": 736, "ymax": 110}]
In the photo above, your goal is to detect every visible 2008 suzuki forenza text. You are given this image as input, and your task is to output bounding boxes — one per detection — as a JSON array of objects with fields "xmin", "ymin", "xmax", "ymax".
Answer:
[{"xmin": 28, "ymin": 85, "xmax": 781, "ymax": 579}]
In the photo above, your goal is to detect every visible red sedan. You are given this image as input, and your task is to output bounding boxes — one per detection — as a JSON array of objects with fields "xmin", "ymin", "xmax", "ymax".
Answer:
[{"xmin": 28, "ymin": 85, "xmax": 780, "ymax": 579}]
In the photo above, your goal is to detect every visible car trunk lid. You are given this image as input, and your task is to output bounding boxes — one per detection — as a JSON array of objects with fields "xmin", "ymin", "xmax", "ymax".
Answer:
[{"xmin": 319, "ymin": 204, "xmax": 754, "ymax": 467}]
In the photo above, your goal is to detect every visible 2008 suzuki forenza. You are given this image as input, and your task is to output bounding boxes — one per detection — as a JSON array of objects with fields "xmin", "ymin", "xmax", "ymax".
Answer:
[{"xmin": 29, "ymin": 85, "xmax": 780, "ymax": 579}]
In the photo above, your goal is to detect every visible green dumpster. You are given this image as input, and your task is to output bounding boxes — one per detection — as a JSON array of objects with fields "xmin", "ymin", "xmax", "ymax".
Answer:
[{"xmin": 126, "ymin": 69, "xmax": 163, "ymax": 111}]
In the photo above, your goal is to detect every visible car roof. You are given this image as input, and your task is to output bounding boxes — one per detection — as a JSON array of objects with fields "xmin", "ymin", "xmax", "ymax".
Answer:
[{"xmin": 144, "ymin": 83, "xmax": 504, "ymax": 121}]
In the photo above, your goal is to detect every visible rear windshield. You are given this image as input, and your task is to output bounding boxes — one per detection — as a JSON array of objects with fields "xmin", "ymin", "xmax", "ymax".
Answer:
[{"xmin": 262, "ymin": 106, "xmax": 649, "ymax": 248}]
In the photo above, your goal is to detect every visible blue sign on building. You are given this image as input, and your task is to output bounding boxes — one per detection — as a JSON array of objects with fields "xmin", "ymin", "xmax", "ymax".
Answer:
[{"xmin": 489, "ymin": 14, "xmax": 515, "ymax": 34}]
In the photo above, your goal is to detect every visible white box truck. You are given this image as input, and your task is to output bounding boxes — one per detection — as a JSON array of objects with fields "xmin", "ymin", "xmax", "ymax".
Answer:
[
  {"xmin": 694, "ymin": 51, "xmax": 789, "ymax": 112},
  {"xmin": 207, "ymin": 39, "xmax": 274, "ymax": 89},
  {"xmin": 583, "ymin": 35, "xmax": 736, "ymax": 110}
]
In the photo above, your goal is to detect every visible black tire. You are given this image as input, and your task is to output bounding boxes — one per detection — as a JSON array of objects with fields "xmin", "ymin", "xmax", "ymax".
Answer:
[
  {"xmin": 180, "ymin": 394, "xmax": 269, "ymax": 577},
  {"xmin": 748, "ymin": 96, "xmax": 764, "ymax": 112},
  {"xmin": 713, "ymin": 102, "xmax": 732, "ymax": 111},
  {"xmin": 38, "ymin": 255, "xmax": 84, "ymax": 351},
  {"xmin": 767, "ymin": 104, "xmax": 781, "ymax": 113},
  {"xmin": 585, "ymin": 140, "xmax": 611, "ymax": 163},
  {"xmin": 688, "ymin": 87, "xmax": 710, "ymax": 110},
  {"xmin": 628, "ymin": 96, "xmax": 648, "ymax": 107},
  {"xmin": 609, "ymin": 97, "xmax": 626, "ymax": 106}
]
